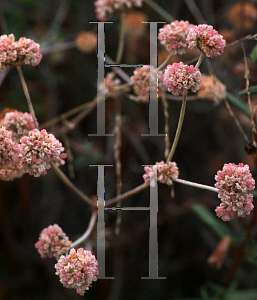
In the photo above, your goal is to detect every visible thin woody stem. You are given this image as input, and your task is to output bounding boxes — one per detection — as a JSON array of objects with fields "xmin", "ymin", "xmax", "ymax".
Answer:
[
  {"xmin": 70, "ymin": 210, "xmax": 97, "ymax": 248},
  {"xmin": 16, "ymin": 66, "xmax": 39, "ymax": 130},
  {"xmin": 174, "ymin": 178, "xmax": 218, "ymax": 193},
  {"xmin": 158, "ymin": 52, "xmax": 174, "ymax": 71}
]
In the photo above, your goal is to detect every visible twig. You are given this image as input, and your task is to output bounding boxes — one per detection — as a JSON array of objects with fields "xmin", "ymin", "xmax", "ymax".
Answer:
[
  {"xmin": 143, "ymin": 0, "xmax": 175, "ymax": 22},
  {"xmin": 174, "ymin": 178, "xmax": 218, "ymax": 193}
]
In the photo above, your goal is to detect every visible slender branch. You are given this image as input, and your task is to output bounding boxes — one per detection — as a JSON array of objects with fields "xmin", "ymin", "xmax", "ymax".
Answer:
[
  {"xmin": 16, "ymin": 66, "xmax": 39, "ymax": 130},
  {"xmin": 143, "ymin": 0, "xmax": 175, "ymax": 22},
  {"xmin": 166, "ymin": 93, "xmax": 187, "ymax": 163},
  {"xmin": 174, "ymin": 178, "xmax": 218, "ymax": 193},
  {"xmin": 195, "ymin": 53, "xmax": 205, "ymax": 69},
  {"xmin": 158, "ymin": 52, "xmax": 174, "ymax": 71},
  {"xmin": 70, "ymin": 210, "xmax": 97, "ymax": 248}
]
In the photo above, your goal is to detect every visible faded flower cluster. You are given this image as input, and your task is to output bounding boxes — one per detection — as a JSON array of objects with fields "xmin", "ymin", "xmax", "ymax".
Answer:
[
  {"xmin": 0, "ymin": 34, "xmax": 42, "ymax": 70},
  {"xmin": 94, "ymin": 0, "xmax": 142, "ymax": 20},
  {"xmin": 186, "ymin": 24, "xmax": 226, "ymax": 58},
  {"xmin": 131, "ymin": 65, "xmax": 166, "ymax": 102},
  {"xmin": 99, "ymin": 72, "xmax": 121, "ymax": 95},
  {"xmin": 55, "ymin": 248, "xmax": 98, "ymax": 296},
  {"xmin": 164, "ymin": 62, "xmax": 202, "ymax": 95},
  {"xmin": 215, "ymin": 163, "xmax": 255, "ymax": 221},
  {"xmin": 35, "ymin": 224, "xmax": 72, "ymax": 260},
  {"xmin": 20, "ymin": 129, "xmax": 67, "ymax": 177},
  {"xmin": 158, "ymin": 20, "xmax": 193, "ymax": 55},
  {"xmin": 143, "ymin": 161, "xmax": 179, "ymax": 187}
]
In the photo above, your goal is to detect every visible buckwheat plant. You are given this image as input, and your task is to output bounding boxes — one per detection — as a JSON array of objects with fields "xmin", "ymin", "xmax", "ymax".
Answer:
[
  {"xmin": 215, "ymin": 163, "xmax": 255, "ymax": 221},
  {"xmin": 55, "ymin": 248, "xmax": 98, "ymax": 296},
  {"xmin": 158, "ymin": 20, "xmax": 193, "ymax": 55},
  {"xmin": 35, "ymin": 224, "xmax": 72, "ymax": 260}
]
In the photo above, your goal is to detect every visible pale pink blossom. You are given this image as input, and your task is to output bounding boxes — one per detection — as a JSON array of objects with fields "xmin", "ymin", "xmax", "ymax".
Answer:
[
  {"xmin": 99, "ymin": 72, "xmax": 121, "ymax": 95},
  {"xmin": 215, "ymin": 163, "xmax": 255, "ymax": 221},
  {"xmin": 186, "ymin": 24, "xmax": 226, "ymax": 58},
  {"xmin": 143, "ymin": 161, "xmax": 179, "ymax": 186},
  {"xmin": 0, "ymin": 34, "xmax": 42, "ymax": 70},
  {"xmin": 0, "ymin": 161, "xmax": 24, "ymax": 181},
  {"xmin": 164, "ymin": 62, "xmax": 202, "ymax": 95},
  {"xmin": 3, "ymin": 111, "xmax": 37, "ymax": 142},
  {"xmin": 158, "ymin": 20, "xmax": 193, "ymax": 55},
  {"xmin": 35, "ymin": 224, "xmax": 71, "ymax": 259},
  {"xmin": 131, "ymin": 65, "xmax": 166, "ymax": 102},
  {"xmin": 0, "ymin": 126, "xmax": 21, "ymax": 169},
  {"xmin": 19, "ymin": 129, "xmax": 67, "ymax": 177},
  {"xmin": 55, "ymin": 248, "xmax": 98, "ymax": 296},
  {"xmin": 94, "ymin": 0, "xmax": 142, "ymax": 20}
]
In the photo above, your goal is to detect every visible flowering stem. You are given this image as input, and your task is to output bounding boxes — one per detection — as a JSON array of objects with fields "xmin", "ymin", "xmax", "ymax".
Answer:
[
  {"xmin": 174, "ymin": 178, "xmax": 218, "ymax": 193},
  {"xmin": 143, "ymin": 0, "xmax": 175, "ymax": 22},
  {"xmin": 70, "ymin": 210, "xmax": 97, "ymax": 248},
  {"xmin": 16, "ymin": 66, "xmax": 39, "ymax": 130},
  {"xmin": 158, "ymin": 52, "xmax": 174, "ymax": 71},
  {"xmin": 166, "ymin": 93, "xmax": 187, "ymax": 163},
  {"xmin": 195, "ymin": 53, "xmax": 205, "ymax": 69}
]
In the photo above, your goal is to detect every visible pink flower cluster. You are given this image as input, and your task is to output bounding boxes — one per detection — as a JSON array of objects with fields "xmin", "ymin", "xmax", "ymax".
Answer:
[
  {"xmin": 3, "ymin": 111, "xmax": 37, "ymax": 142},
  {"xmin": 0, "ymin": 34, "xmax": 42, "ymax": 70},
  {"xmin": 94, "ymin": 0, "xmax": 142, "ymax": 20},
  {"xmin": 164, "ymin": 62, "xmax": 202, "ymax": 95},
  {"xmin": 35, "ymin": 224, "xmax": 72, "ymax": 259},
  {"xmin": 55, "ymin": 248, "xmax": 98, "ymax": 296},
  {"xmin": 131, "ymin": 65, "xmax": 166, "ymax": 102},
  {"xmin": 186, "ymin": 24, "xmax": 226, "ymax": 58},
  {"xmin": 99, "ymin": 72, "xmax": 121, "ymax": 95},
  {"xmin": 143, "ymin": 161, "xmax": 179, "ymax": 187},
  {"xmin": 215, "ymin": 163, "xmax": 255, "ymax": 221},
  {"xmin": 19, "ymin": 129, "xmax": 67, "ymax": 177},
  {"xmin": 0, "ymin": 126, "xmax": 21, "ymax": 169},
  {"xmin": 0, "ymin": 161, "xmax": 24, "ymax": 181},
  {"xmin": 158, "ymin": 20, "xmax": 193, "ymax": 55}
]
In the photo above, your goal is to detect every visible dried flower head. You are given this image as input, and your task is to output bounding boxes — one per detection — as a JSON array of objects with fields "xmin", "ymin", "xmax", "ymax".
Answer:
[
  {"xmin": 55, "ymin": 248, "xmax": 98, "ymax": 296},
  {"xmin": 94, "ymin": 0, "xmax": 142, "ymax": 20},
  {"xmin": 197, "ymin": 75, "xmax": 226, "ymax": 103},
  {"xmin": 0, "ymin": 34, "xmax": 42, "ymax": 70},
  {"xmin": 186, "ymin": 24, "xmax": 226, "ymax": 58},
  {"xmin": 99, "ymin": 72, "xmax": 121, "ymax": 95},
  {"xmin": 164, "ymin": 62, "xmax": 202, "ymax": 96},
  {"xmin": 124, "ymin": 12, "xmax": 147, "ymax": 38},
  {"xmin": 227, "ymin": 3, "xmax": 257, "ymax": 31},
  {"xmin": 35, "ymin": 224, "xmax": 72, "ymax": 259},
  {"xmin": 215, "ymin": 163, "xmax": 255, "ymax": 221},
  {"xmin": 131, "ymin": 65, "xmax": 166, "ymax": 102},
  {"xmin": 75, "ymin": 31, "xmax": 97, "ymax": 54},
  {"xmin": 158, "ymin": 20, "xmax": 193, "ymax": 55},
  {"xmin": 3, "ymin": 111, "xmax": 37, "ymax": 142},
  {"xmin": 0, "ymin": 126, "xmax": 21, "ymax": 169},
  {"xmin": 0, "ymin": 161, "xmax": 24, "ymax": 181},
  {"xmin": 20, "ymin": 129, "xmax": 67, "ymax": 177},
  {"xmin": 143, "ymin": 161, "xmax": 179, "ymax": 187}
]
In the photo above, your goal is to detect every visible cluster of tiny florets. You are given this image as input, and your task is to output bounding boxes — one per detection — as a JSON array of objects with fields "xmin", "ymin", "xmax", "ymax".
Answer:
[
  {"xmin": 0, "ymin": 126, "xmax": 21, "ymax": 169},
  {"xmin": 3, "ymin": 111, "xmax": 37, "ymax": 142},
  {"xmin": 94, "ymin": 0, "xmax": 142, "ymax": 20},
  {"xmin": 215, "ymin": 163, "xmax": 255, "ymax": 221},
  {"xmin": 19, "ymin": 129, "xmax": 67, "ymax": 177},
  {"xmin": 0, "ymin": 161, "xmax": 24, "ymax": 181},
  {"xmin": 0, "ymin": 34, "xmax": 42, "ymax": 70},
  {"xmin": 131, "ymin": 65, "xmax": 166, "ymax": 102},
  {"xmin": 99, "ymin": 72, "xmax": 121, "ymax": 95},
  {"xmin": 55, "ymin": 248, "xmax": 98, "ymax": 296},
  {"xmin": 158, "ymin": 20, "xmax": 193, "ymax": 55},
  {"xmin": 164, "ymin": 62, "xmax": 202, "ymax": 96},
  {"xmin": 143, "ymin": 161, "xmax": 179, "ymax": 187},
  {"xmin": 186, "ymin": 24, "xmax": 226, "ymax": 58},
  {"xmin": 35, "ymin": 224, "xmax": 72, "ymax": 260}
]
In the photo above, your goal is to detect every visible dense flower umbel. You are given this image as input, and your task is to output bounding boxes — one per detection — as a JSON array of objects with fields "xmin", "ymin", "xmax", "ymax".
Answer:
[
  {"xmin": 94, "ymin": 0, "xmax": 142, "ymax": 20},
  {"xmin": 55, "ymin": 248, "xmax": 98, "ymax": 296},
  {"xmin": 131, "ymin": 65, "xmax": 166, "ymax": 102},
  {"xmin": 99, "ymin": 72, "xmax": 121, "ymax": 95},
  {"xmin": 186, "ymin": 24, "xmax": 226, "ymax": 58},
  {"xmin": 164, "ymin": 62, "xmax": 202, "ymax": 96},
  {"xmin": 158, "ymin": 20, "xmax": 193, "ymax": 55},
  {"xmin": 3, "ymin": 111, "xmax": 37, "ymax": 142},
  {"xmin": 20, "ymin": 129, "xmax": 67, "ymax": 177},
  {"xmin": 0, "ymin": 34, "xmax": 42, "ymax": 70},
  {"xmin": 35, "ymin": 224, "xmax": 72, "ymax": 259},
  {"xmin": 215, "ymin": 163, "xmax": 255, "ymax": 221},
  {"xmin": 143, "ymin": 161, "xmax": 179, "ymax": 187},
  {"xmin": 0, "ymin": 126, "xmax": 21, "ymax": 169},
  {"xmin": 0, "ymin": 161, "xmax": 24, "ymax": 181}
]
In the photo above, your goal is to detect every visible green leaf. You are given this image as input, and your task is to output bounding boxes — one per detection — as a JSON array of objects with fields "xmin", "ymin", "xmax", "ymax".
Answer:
[
  {"xmin": 226, "ymin": 289, "xmax": 257, "ymax": 300},
  {"xmin": 238, "ymin": 85, "xmax": 257, "ymax": 95},
  {"xmin": 250, "ymin": 44, "xmax": 257, "ymax": 64},
  {"xmin": 226, "ymin": 91, "xmax": 251, "ymax": 118},
  {"xmin": 191, "ymin": 204, "xmax": 233, "ymax": 239}
]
